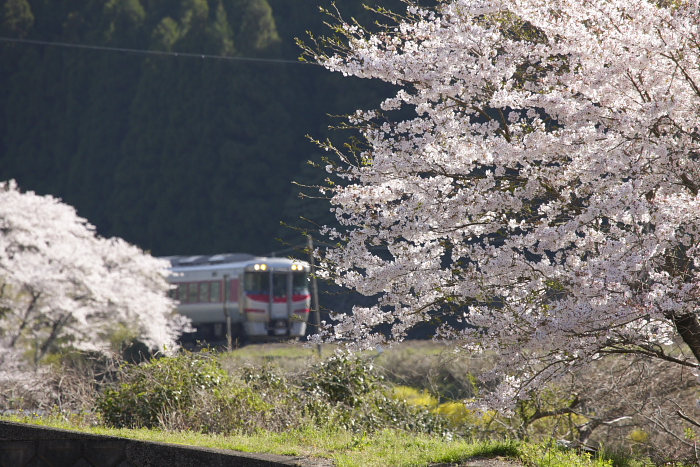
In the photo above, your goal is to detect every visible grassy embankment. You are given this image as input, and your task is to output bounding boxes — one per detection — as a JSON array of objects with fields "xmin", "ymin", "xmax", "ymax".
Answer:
[
  {"xmin": 1, "ymin": 413, "xmax": 626, "ymax": 467},
  {"xmin": 1, "ymin": 342, "xmax": 656, "ymax": 467}
]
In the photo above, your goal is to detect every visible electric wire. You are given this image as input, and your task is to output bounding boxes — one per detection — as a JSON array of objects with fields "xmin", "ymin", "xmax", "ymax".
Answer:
[{"xmin": 0, "ymin": 36, "xmax": 317, "ymax": 65}]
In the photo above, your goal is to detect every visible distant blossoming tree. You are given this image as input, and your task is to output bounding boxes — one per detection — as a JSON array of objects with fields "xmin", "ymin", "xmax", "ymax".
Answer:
[
  {"xmin": 0, "ymin": 181, "xmax": 189, "ymax": 365},
  {"xmin": 305, "ymin": 0, "xmax": 700, "ymax": 408}
]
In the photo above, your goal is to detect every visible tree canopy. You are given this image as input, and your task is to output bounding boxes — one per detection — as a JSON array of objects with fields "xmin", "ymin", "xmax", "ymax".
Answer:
[
  {"xmin": 0, "ymin": 0, "xmax": 402, "ymax": 257},
  {"xmin": 307, "ymin": 0, "xmax": 700, "ymax": 409},
  {"xmin": 0, "ymin": 181, "xmax": 189, "ymax": 365}
]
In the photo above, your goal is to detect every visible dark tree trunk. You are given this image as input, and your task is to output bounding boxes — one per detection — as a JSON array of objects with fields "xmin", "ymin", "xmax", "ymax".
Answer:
[{"xmin": 672, "ymin": 313, "xmax": 700, "ymax": 364}]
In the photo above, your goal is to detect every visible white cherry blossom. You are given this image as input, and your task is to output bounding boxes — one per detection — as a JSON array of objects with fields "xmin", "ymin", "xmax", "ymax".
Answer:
[
  {"xmin": 307, "ymin": 0, "xmax": 700, "ymax": 408},
  {"xmin": 0, "ymin": 181, "xmax": 189, "ymax": 365}
]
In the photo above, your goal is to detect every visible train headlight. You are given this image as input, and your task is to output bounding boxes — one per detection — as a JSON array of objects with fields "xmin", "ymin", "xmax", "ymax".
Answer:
[
  {"xmin": 254, "ymin": 264, "xmax": 260, "ymax": 270},
  {"xmin": 260, "ymin": 264, "xmax": 267, "ymax": 270}
]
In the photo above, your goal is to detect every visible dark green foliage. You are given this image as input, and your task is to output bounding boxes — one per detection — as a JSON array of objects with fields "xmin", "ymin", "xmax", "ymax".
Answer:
[
  {"xmin": 303, "ymin": 354, "xmax": 378, "ymax": 407},
  {"xmin": 2, "ymin": 0, "xmax": 34, "ymax": 37},
  {"xmin": 96, "ymin": 351, "xmax": 447, "ymax": 435},
  {"xmin": 97, "ymin": 350, "xmax": 225, "ymax": 428},
  {"xmin": 97, "ymin": 350, "xmax": 268, "ymax": 431},
  {"xmin": 297, "ymin": 354, "xmax": 448, "ymax": 434},
  {"xmin": 0, "ymin": 0, "xmax": 400, "ymax": 258}
]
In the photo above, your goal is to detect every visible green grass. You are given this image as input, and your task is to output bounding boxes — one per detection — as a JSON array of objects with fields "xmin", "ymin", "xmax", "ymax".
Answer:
[
  {"xmin": 220, "ymin": 342, "xmax": 334, "ymax": 375},
  {"xmin": 1, "ymin": 413, "xmax": 627, "ymax": 467},
  {"xmin": 226, "ymin": 340, "xmax": 447, "ymax": 362},
  {"xmin": 519, "ymin": 442, "xmax": 612, "ymax": 467},
  {"xmin": 228, "ymin": 342, "xmax": 324, "ymax": 359}
]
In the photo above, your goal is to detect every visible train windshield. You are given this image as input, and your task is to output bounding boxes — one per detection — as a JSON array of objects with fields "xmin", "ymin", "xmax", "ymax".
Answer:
[
  {"xmin": 244, "ymin": 270, "xmax": 309, "ymax": 297},
  {"xmin": 244, "ymin": 271, "xmax": 269, "ymax": 295},
  {"xmin": 293, "ymin": 271, "xmax": 309, "ymax": 295}
]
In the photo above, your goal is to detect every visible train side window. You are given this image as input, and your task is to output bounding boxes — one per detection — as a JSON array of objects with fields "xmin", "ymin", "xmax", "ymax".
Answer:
[
  {"xmin": 167, "ymin": 287, "xmax": 177, "ymax": 299},
  {"xmin": 210, "ymin": 281, "xmax": 221, "ymax": 302},
  {"xmin": 199, "ymin": 282, "xmax": 209, "ymax": 303},
  {"xmin": 178, "ymin": 283, "xmax": 188, "ymax": 303},
  {"xmin": 230, "ymin": 279, "xmax": 239, "ymax": 301},
  {"xmin": 188, "ymin": 283, "xmax": 198, "ymax": 303}
]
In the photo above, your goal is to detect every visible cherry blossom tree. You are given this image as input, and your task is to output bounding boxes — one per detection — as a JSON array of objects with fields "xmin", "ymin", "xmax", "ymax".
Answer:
[
  {"xmin": 0, "ymin": 181, "xmax": 189, "ymax": 366},
  {"xmin": 304, "ymin": 0, "xmax": 700, "ymax": 408}
]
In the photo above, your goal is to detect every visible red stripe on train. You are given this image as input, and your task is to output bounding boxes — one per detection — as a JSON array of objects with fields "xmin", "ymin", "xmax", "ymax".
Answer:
[
  {"xmin": 246, "ymin": 294, "xmax": 269, "ymax": 302},
  {"xmin": 246, "ymin": 294, "xmax": 311, "ymax": 303}
]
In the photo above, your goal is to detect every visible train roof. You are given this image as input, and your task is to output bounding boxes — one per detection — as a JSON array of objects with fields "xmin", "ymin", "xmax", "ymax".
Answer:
[
  {"xmin": 161, "ymin": 253, "xmax": 256, "ymax": 267},
  {"xmin": 161, "ymin": 253, "xmax": 308, "ymax": 272}
]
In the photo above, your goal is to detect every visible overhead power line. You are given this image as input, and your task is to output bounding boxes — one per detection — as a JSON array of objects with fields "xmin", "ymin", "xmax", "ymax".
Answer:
[{"xmin": 0, "ymin": 36, "xmax": 317, "ymax": 65}]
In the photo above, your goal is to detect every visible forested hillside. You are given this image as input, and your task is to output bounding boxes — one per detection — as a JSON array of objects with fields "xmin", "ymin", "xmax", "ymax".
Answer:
[{"xmin": 0, "ymin": 0, "xmax": 400, "ymax": 256}]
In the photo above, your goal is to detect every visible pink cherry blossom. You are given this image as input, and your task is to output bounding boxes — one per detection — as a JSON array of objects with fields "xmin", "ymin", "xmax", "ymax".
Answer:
[
  {"xmin": 308, "ymin": 0, "xmax": 700, "ymax": 409},
  {"xmin": 0, "ymin": 181, "xmax": 189, "ymax": 365}
]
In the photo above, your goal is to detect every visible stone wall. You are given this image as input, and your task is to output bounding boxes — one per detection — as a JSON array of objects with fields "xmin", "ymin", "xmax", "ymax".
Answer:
[{"xmin": 0, "ymin": 421, "xmax": 321, "ymax": 467}]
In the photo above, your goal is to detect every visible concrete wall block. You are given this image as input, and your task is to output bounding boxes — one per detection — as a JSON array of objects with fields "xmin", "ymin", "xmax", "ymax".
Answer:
[
  {"xmin": 25, "ymin": 457, "xmax": 51, "ymax": 467},
  {"xmin": 71, "ymin": 459, "xmax": 95, "ymax": 467},
  {"xmin": 83, "ymin": 441, "xmax": 126, "ymax": 467},
  {"xmin": 37, "ymin": 440, "xmax": 82, "ymax": 467},
  {"xmin": 0, "ymin": 440, "xmax": 36, "ymax": 467},
  {"xmin": 124, "ymin": 442, "xmax": 289, "ymax": 467},
  {"xmin": 0, "ymin": 421, "xmax": 321, "ymax": 467}
]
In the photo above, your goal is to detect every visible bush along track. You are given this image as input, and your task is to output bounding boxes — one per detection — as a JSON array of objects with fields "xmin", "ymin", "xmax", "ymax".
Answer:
[
  {"xmin": 96, "ymin": 351, "xmax": 448, "ymax": 436},
  {"xmin": 1, "ymin": 348, "xmax": 668, "ymax": 466}
]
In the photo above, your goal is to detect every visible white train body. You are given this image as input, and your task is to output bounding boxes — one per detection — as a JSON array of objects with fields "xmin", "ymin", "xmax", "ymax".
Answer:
[{"xmin": 163, "ymin": 254, "xmax": 310, "ymax": 343}]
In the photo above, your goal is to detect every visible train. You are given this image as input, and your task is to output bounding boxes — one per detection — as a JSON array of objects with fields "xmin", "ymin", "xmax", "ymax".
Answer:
[{"xmin": 162, "ymin": 253, "xmax": 311, "ymax": 346}]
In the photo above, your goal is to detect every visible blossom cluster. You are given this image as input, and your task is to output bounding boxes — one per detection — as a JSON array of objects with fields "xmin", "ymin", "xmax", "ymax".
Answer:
[
  {"xmin": 0, "ymin": 181, "xmax": 189, "ymax": 363},
  {"xmin": 311, "ymin": 0, "xmax": 700, "ymax": 407}
]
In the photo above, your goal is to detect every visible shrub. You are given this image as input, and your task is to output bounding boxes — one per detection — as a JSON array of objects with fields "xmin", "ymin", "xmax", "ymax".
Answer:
[
  {"xmin": 96, "ymin": 349, "xmax": 446, "ymax": 436},
  {"xmin": 302, "ymin": 354, "xmax": 378, "ymax": 407},
  {"xmin": 300, "ymin": 355, "xmax": 449, "ymax": 435},
  {"xmin": 96, "ymin": 350, "xmax": 267, "ymax": 432}
]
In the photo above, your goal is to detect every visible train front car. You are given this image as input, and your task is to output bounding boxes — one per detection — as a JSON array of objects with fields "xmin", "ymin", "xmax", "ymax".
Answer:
[
  {"xmin": 164, "ymin": 254, "xmax": 310, "ymax": 346},
  {"xmin": 242, "ymin": 259, "xmax": 310, "ymax": 339}
]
